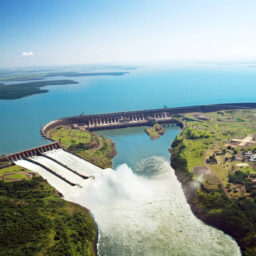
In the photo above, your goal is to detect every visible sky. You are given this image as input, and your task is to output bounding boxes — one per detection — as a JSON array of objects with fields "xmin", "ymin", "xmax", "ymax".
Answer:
[{"xmin": 1, "ymin": 0, "xmax": 256, "ymax": 68}]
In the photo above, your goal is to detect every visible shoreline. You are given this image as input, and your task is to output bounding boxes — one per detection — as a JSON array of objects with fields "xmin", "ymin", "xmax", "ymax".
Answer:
[
  {"xmin": 171, "ymin": 167, "xmax": 245, "ymax": 254},
  {"xmin": 169, "ymin": 109, "xmax": 256, "ymax": 256}
]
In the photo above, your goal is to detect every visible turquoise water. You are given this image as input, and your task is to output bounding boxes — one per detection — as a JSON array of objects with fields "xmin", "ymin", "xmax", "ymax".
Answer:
[
  {"xmin": 1, "ymin": 65, "xmax": 256, "ymax": 154},
  {"xmin": 97, "ymin": 126, "xmax": 180, "ymax": 168}
]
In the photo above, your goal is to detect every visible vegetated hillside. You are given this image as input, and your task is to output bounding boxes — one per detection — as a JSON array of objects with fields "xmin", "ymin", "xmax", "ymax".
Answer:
[
  {"xmin": 49, "ymin": 126, "xmax": 116, "ymax": 168},
  {"xmin": 0, "ymin": 170, "xmax": 96, "ymax": 256},
  {"xmin": 0, "ymin": 80, "xmax": 78, "ymax": 99},
  {"xmin": 171, "ymin": 109, "xmax": 256, "ymax": 256}
]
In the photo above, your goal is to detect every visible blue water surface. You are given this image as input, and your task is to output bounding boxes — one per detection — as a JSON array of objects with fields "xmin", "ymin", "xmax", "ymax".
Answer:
[{"xmin": 1, "ymin": 65, "xmax": 256, "ymax": 154}]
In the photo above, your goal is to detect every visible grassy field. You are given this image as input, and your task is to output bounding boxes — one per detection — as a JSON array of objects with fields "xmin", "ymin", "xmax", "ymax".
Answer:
[
  {"xmin": 49, "ymin": 126, "xmax": 116, "ymax": 168},
  {"xmin": 0, "ymin": 174, "xmax": 96, "ymax": 256},
  {"xmin": 171, "ymin": 109, "xmax": 256, "ymax": 256},
  {"xmin": 0, "ymin": 165, "xmax": 33, "ymax": 182},
  {"xmin": 175, "ymin": 110, "xmax": 256, "ymax": 188}
]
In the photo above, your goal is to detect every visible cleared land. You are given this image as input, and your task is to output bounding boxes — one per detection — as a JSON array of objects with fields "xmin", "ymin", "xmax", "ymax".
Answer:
[
  {"xmin": 48, "ymin": 126, "xmax": 116, "ymax": 168},
  {"xmin": 0, "ymin": 165, "xmax": 33, "ymax": 182},
  {"xmin": 171, "ymin": 109, "xmax": 256, "ymax": 256}
]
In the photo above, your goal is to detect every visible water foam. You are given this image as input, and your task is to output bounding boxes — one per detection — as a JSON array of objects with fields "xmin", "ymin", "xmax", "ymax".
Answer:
[
  {"xmin": 15, "ymin": 149, "xmax": 241, "ymax": 256},
  {"xmin": 67, "ymin": 156, "xmax": 241, "ymax": 256}
]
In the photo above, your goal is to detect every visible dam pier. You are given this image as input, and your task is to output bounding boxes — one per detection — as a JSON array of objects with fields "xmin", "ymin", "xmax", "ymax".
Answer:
[{"xmin": 5, "ymin": 141, "xmax": 60, "ymax": 162}]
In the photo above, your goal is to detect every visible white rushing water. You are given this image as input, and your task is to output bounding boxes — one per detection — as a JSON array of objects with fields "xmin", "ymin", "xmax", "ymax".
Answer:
[
  {"xmin": 14, "ymin": 149, "xmax": 104, "ymax": 196},
  {"xmin": 44, "ymin": 149, "xmax": 103, "ymax": 177},
  {"xmin": 30, "ymin": 155, "xmax": 86, "ymax": 185},
  {"xmin": 15, "ymin": 150, "xmax": 241, "ymax": 255},
  {"xmin": 14, "ymin": 158, "xmax": 80, "ymax": 195},
  {"xmin": 67, "ymin": 156, "xmax": 241, "ymax": 256}
]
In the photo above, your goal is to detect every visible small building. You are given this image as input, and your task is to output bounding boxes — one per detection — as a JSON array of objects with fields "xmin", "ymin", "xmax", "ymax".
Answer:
[
  {"xmin": 235, "ymin": 155, "xmax": 244, "ymax": 161},
  {"xmin": 250, "ymin": 154, "xmax": 256, "ymax": 162},
  {"xmin": 245, "ymin": 151, "xmax": 252, "ymax": 156}
]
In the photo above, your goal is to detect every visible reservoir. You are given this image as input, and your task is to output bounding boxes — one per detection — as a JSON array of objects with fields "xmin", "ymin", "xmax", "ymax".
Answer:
[{"xmin": 1, "ymin": 65, "xmax": 256, "ymax": 154}]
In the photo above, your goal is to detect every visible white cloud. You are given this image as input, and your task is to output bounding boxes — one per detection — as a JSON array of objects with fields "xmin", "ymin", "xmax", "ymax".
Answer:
[{"xmin": 22, "ymin": 51, "xmax": 34, "ymax": 56}]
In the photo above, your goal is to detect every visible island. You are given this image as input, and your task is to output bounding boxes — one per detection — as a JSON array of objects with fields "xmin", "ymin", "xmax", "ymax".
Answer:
[
  {"xmin": 171, "ymin": 109, "xmax": 256, "ymax": 256},
  {"xmin": 0, "ymin": 71, "xmax": 129, "ymax": 82},
  {"xmin": 145, "ymin": 123, "xmax": 165, "ymax": 140},
  {"xmin": 0, "ymin": 80, "xmax": 79, "ymax": 99}
]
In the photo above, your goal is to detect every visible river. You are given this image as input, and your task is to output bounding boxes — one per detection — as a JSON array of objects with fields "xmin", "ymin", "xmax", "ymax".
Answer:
[{"xmin": 67, "ymin": 126, "xmax": 241, "ymax": 255}]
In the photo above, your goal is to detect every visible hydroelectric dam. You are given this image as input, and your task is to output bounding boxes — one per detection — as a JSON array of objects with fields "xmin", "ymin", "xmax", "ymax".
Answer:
[
  {"xmin": 1, "ymin": 103, "xmax": 247, "ymax": 256},
  {"xmin": 41, "ymin": 102, "xmax": 256, "ymax": 136},
  {"xmin": 4, "ymin": 102, "xmax": 256, "ymax": 196}
]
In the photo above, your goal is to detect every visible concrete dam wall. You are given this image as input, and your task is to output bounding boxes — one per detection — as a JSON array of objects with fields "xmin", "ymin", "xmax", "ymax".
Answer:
[
  {"xmin": 41, "ymin": 102, "xmax": 256, "ymax": 136},
  {"xmin": 5, "ymin": 141, "xmax": 60, "ymax": 162}
]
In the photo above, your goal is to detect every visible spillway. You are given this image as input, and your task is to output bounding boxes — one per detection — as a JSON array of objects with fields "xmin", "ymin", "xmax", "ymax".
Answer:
[
  {"xmin": 29, "ymin": 155, "xmax": 88, "ymax": 186},
  {"xmin": 14, "ymin": 159, "xmax": 79, "ymax": 196},
  {"xmin": 44, "ymin": 149, "xmax": 104, "ymax": 177},
  {"xmin": 14, "ymin": 149, "xmax": 104, "ymax": 196}
]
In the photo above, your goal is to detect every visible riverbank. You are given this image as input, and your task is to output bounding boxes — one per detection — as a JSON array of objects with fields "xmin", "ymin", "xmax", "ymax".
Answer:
[{"xmin": 170, "ymin": 109, "xmax": 256, "ymax": 256}]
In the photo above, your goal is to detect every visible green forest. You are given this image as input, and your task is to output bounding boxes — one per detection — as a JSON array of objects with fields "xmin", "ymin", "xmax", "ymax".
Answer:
[{"xmin": 0, "ymin": 176, "xmax": 96, "ymax": 256}]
